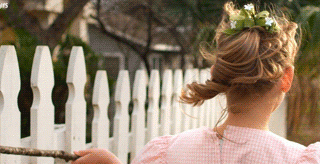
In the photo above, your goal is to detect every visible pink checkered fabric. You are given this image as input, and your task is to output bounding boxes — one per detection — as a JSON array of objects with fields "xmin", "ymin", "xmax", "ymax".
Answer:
[{"xmin": 131, "ymin": 125, "xmax": 320, "ymax": 164}]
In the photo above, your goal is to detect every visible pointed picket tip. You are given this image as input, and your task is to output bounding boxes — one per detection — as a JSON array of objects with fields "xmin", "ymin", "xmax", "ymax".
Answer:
[
  {"xmin": 171, "ymin": 69, "xmax": 183, "ymax": 134},
  {"xmin": 31, "ymin": 46, "xmax": 54, "ymax": 88},
  {"xmin": 66, "ymin": 46, "xmax": 87, "ymax": 85},
  {"xmin": 161, "ymin": 69, "xmax": 172, "ymax": 96},
  {"xmin": 0, "ymin": 45, "xmax": 20, "ymax": 95},
  {"xmin": 115, "ymin": 70, "xmax": 130, "ymax": 103},
  {"xmin": 133, "ymin": 70, "xmax": 147, "ymax": 101},
  {"xmin": 173, "ymin": 69, "xmax": 183, "ymax": 94},
  {"xmin": 92, "ymin": 71, "xmax": 110, "ymax": 106},
  {"xmin": 148, "ymin": 70, "xmax": 160, "ymax": 99}
]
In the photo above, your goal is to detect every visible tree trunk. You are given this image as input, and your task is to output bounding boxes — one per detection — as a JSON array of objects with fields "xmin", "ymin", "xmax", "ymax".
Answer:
[
  {"xmin": 6, "ymin": 0, "xmax": 90, "ymax": 49},
  {"xmin": 46, "ymin": 0, "xmax": 90, "ymax": 48}
]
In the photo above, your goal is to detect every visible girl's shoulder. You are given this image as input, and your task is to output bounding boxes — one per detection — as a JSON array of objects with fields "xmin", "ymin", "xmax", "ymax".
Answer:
[
  {"xmin": 234, "ymin": 127, "xmax": 320, "ymax": 163},
  {"xmin": 131, "ymin": 127, "xmax": 212, "ymax": 164},
  {"xmin": 260, "ymin": 130, "xmax": 306, "ymax": 150},
  {"xmin": 295, "ymin": 142, "xmax": 320, "ymax": 164},
  {"xmin": 130, "ymin": 134, "xmax": 172, "ymax": 164},
  {"xmin": 131, "ymin": 126, "xmax": 320, "ymax": 163}
]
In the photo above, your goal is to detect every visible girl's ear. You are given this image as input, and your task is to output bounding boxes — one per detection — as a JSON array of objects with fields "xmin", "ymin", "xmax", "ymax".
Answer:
[
  {"xmin": 210, "ymin": 65, "xmax": 215, "ymax": 75},
  {"xmin": 280, "ymin": 66, "xmax": 294, "ymax": 92},
  {"xmin": 210, "ymin": 65, "xmax": 215, "ymax": 80}
]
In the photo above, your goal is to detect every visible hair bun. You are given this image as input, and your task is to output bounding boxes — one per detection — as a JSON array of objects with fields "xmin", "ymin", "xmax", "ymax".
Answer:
[{"xmin": 180, "ymin": 2, "xmax": 299, "ymax": 107}]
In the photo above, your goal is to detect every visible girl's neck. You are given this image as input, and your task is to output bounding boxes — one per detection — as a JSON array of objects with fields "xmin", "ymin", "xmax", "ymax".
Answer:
[
  {"xmin": 214, "ymin": 90, "xmax": 285, "ymax": 136},
  {"xmin": 217, "ymin": 111, "xmax": 271, "ymax": 132},
  {"xmin": 215, "ymin": 111, "xmax": 271, "ymax": 138}
]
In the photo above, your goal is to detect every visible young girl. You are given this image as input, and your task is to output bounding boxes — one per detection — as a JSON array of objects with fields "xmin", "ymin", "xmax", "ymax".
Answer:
[{"xmin": 71, "ymin": 2, "xmax": 320, "ymax": 164}]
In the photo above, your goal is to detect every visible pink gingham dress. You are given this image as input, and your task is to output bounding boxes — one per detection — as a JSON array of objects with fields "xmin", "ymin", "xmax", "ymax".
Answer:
[{"xmin": 131, "ymin": 125, "xmax": 320, "ymax": 164}]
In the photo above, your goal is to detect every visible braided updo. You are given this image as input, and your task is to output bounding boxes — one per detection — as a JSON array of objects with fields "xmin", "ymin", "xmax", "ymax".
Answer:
[{"xmin": 180, "ymin": 2, "xmax": 299, "ymax": 107}]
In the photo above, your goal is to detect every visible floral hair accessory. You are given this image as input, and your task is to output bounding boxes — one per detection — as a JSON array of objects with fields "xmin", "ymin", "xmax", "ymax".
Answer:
[{"xmin": 223, "ymin": 3, "xmax": 280, "ymax": 35}]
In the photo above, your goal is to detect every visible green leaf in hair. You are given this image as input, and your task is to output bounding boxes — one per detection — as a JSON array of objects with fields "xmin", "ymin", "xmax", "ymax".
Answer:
[
  {"xmin": 222, "ymin": 4, "xmax": 280, "ymax": 35},
  {"xmin": 223, "ymin": 29, "xmax": 239, "ymax": 35},
  {"xmin": 240, "ymin": 8, "xmax": 252, "ymax": 18},
  {"xmin": 230, "ymin": 14, "xmax": 245, "ymax": 21},
  {"xmin": 256, "ymin": 11, "xmax": 270, "ymax": 19},
  {"xmin": 256, "ymin": 18, "xmax": 267, "ymax": 27},
  {"xmin": 244, "ymin": 18, "xmax": 255, "ymax": 28}
]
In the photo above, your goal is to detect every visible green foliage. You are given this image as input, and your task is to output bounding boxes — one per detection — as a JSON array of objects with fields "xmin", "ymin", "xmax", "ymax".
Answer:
[
  {"xmin": 9, "ymin": 29, "xmax": 40, "ymax": 81},
  {"xmin": 294, "ymin": 5, "xmax": 320, "ymax": 79}
]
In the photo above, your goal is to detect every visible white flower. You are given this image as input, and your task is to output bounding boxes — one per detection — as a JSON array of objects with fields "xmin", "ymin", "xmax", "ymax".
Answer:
[
  {"xmin": 230, "ymin": 21, "xmax": 237, "ymax": 29},
  {"xmin": 244, "ymin": 4, "xmax": 254, "ymax": 11},
  {"xmin": 265, "ymin": 17, "xmax": 274, "ymax": 26}
]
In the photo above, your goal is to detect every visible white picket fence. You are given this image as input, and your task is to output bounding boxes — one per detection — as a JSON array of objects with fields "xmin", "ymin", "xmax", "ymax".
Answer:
[{"xmin": 0, "ymin": 45, "xmax": 287, "ymax": 164}]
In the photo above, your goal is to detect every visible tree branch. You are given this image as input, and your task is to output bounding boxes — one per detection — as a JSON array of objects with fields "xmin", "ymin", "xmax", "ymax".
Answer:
[
  {"xmin": 6, "ymin": 0, "xmax": 44, "ymax": 39},
  {"xmin": 46, "ymin": 0, "xmax": 90, "ymax": 48},
  {"xmin": 150, "ymin": 10, "xmax": 189, "ymax": 54},
  {"xmin": 6, "ymin": 0, "xmax": 90, "ymax": 49}
]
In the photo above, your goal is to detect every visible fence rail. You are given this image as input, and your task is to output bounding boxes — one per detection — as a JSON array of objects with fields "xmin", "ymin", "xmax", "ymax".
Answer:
[{"xmin": 0, "ymin": 45, "xmax": 286, "ymax": 164}]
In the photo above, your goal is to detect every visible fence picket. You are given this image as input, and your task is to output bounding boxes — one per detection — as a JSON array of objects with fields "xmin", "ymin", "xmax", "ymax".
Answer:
[
  {"xmin": 160, "ymin": 69, "xmax": 172, "ymax": 136},
  {"xmin": 30, "ymin": 46, "xmax": 55, "ymax": 164},
  {"xmin": 65, "ymin": 46, "xmax": 87, "ymax": 154},
  {"xmin": 113, "ymin": 70, "xmax": 130, "ymax": 163},
  {"xmin": 53, "ymin": 125, "xmax": 66, "ymax": 164},
  {"xmin": 92, "ymin": 70, "xmax": 110, "ymax": 149},
  {"xmin": 192, "ymin": 69, "xmax": 200, "ymax": 128},
  {"xmin": 146, "ymin": 70, "xmax": 160, "ymax": 143},
  {"xmin": 182, "ymin": 69, "xmax": 193, "ymax": 131},
  {"xmin": 207, "ymin": 68, "xmax": 215, "ymax": 128},
  {"xmin": 131, "ymin": 70, "xmax": 147, "ymax": 160},
  {"xmin": 0, "ymin": 46, "xmax": 21, "ymax": 163},
  {"xmin": 171, "ymin": 69, "xmax": 183, "ymax": 134},
  {"xmin": 199, "ymin": 69, "xmax": 208, "ymax": 127}
]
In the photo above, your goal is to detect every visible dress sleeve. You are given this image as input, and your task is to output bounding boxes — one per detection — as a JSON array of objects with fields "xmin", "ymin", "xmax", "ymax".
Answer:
[
  {"xmin": 131, "ymin": 135, "xmax": 172, "ymax": 164},
  {"xmin": 296, "ymin": 142, "xmax": 320, "ymax": 164}
]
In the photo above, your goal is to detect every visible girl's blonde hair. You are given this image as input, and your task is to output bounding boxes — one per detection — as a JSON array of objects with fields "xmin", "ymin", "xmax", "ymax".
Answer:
[{"xmin": 180, "ymin": 2, "xmax": 299, "ymax": 108}]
